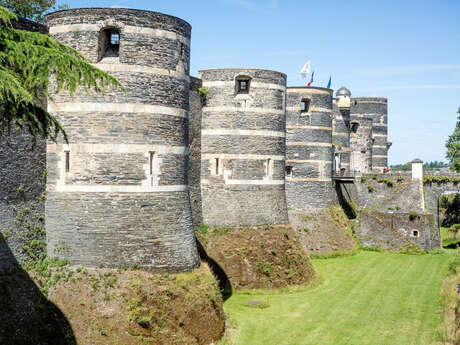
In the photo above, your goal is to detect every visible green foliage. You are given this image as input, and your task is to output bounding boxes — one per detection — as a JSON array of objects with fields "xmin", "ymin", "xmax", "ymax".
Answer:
[
  {"xmin": 0, "ymin": 0, "xmax": 68, "ymax": 23},
  {"xmin": 397, "ymin": 175, "xmax": 404, "ymax": 183},
  {"xmin": 372, "ymin": 174, "xmax": 377, "ymax": 180},
  {"xmin": 360, "ymin": 176, "xmax": 367, "ymax": 183},
  {"xmin": 367, "ymin": 185, "xmax": 374, "ymax": 192},
  {"xmin": 256, "ymin": 261, "xmax": 272, "ymax": 276},
  {"xmin": 199, "ymin": 223, "xmax": 209, "ymax": 234},
  {"xmin": 448, "ymin": 254, "xmax": 460, "ymax": 275},
  {"xmin": 409, "ymin": 211, "xmax": 420, "ymax": 221},
  {"xmin": 446, "ymin": 108, "xmax": 460, "ymax": 172},
  {"xmin": 198, "ymin": 86, "xmax": 208, "ymax": 96},
  {"xmin": 383, "ymin": 178, "xmax": 393, "ymax": 187},
  {"xmin": 0, "ymin": 7, "xmax": 121, "ymax": 142},
  {"xmin": 423, "ymin": 175, "xmax": 460, "ymax": 185}
]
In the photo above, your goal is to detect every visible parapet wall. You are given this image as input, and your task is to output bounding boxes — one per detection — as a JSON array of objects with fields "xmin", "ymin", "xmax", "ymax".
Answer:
[
  {"xmin": 285, "ymin": 87, "xmax": 334, "ymax": 211},
  {"xmin": 45, "ymin": 8, "xmax": 198, "ymax": 271},
  {"xmin": 198, "ymin": 68, "xmax": 288, "ymax": 226}
]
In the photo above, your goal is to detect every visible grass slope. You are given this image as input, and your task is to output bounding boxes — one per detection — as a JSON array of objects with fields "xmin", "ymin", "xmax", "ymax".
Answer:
[{"xmin": 223, "ymin": 251, "xmax": 451, "ymax": 345}]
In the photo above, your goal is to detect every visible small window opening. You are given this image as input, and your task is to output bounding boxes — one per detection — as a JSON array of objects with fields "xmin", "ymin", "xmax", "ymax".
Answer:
[
  {"xmin": 286, "ymin": 165, "xmax": 293, "ymax": 178},
  {"xmin": 235, "ymin": 76, "xmax": 251, "ymax": 95},
  {"xmin": 266, "ymin": 158, "xmax": 271, "ymax": 176},
  {"xmin": 301, "ymin": 98, "xmax": 311, "ymax": 113},
  {"xmin": 149, "ymin": 151, "xmax": 155, "ymax": 175},
  {"xmin": 412, "ymin": 230, "xmax": 419, "ymax": 237},
  {"xmin": 65, "ymin": 151, "xmax": 70, "ymax": 172},
  {"xmin": 99, "ymin": 27, "xmax": 120, "ymax": 60},
  {"xmin": 350, "ymin": 122, "xmax": 359, "ymax": 133},
  {"xmin": 215, "ymin": 158, "xmax": 219, "ymax": 175}
]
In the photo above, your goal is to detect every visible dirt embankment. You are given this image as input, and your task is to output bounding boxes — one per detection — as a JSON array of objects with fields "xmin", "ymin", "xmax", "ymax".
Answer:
[
  {"xmin": 0, "ymin": 263, "xmax": 224, "ymax": 345},
  {"xmin": 196, "ymin": 224, "xmax": 316, "ymax": 290},
  {"xmin": 289, "ymin": 206, "xmax": 357, "ymax": 254}
]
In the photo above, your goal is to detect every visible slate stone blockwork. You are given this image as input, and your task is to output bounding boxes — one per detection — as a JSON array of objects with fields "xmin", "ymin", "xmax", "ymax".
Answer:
[
  {"xmin": 285, "ymin": 87, "xmax": 334, "ymax": 211},
  {"xmin": 350, "ymin": 97, "xmax": 388, "ymax": 172},
  {"xmin": 198, "ymin": 68, "xmax": 288, "ymax": 226},
  {"xmin": 44, "ymin": 8, "xmax": 198, "ymax": 271}
]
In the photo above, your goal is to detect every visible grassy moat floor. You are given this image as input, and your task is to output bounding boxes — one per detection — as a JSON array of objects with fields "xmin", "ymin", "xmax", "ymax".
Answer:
[{"xmin": 221, "ymin": 251, "xmax": 452, "ymax": 345}]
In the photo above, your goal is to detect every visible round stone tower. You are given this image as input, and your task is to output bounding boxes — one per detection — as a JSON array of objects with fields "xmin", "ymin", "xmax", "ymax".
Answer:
[
  {"xmin": 285, "ymin": 86, "xmax": 334, "ymax": 211},
  {"xmin": 349, "ymin": 115, "xmax": 373, "ymax": 174},
  {"xmin": 198, "ymin": 68, "xmax": 288, "ymax": 226},
  {"xmin": 350, "ymin": 97, "xmax": 388, "ymax": 172},
  {"xmin": 44, "ymin": 8, "xmax": 198, "ymax": 271}
]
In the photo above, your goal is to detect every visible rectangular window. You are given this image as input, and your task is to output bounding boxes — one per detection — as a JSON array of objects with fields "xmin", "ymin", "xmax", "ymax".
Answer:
[
  {"xmin": 301, "ymin": 98, "xmax": 311, "ymax": 113},
  {"xmin": 266, "ymin": 158, "xmax": 271, "ymax": 176},
  {"xmin": 237, "ymin": 79, "xmax": 250, "ymax": 94},
  {"xmin": 65, "ymin": 151, "xmax": 70, "ymax": 172},
  {"xmin": 286, "ymin": 166, "xmax": 293, "ymax": 178},
  {"xmin": 149, "ymin": 151, "xmax": 155, "ymax": 175},
  {"xmin": 215, "ymin": 158, "xmax": 219, "ymax": 175}
]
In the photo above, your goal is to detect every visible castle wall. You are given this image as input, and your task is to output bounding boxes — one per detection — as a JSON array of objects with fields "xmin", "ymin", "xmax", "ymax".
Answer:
[
  {"xmin": 350, "ymin": 98, "xmax": 388, "ymax": 172},
  {"xmin": 0, "ymin": 19, "xmax": 48, "ymax": 272},
  {"xmin": 349, "ymin": 115, "xmax": 373, "ymax": 174},
  {"xmin": 357, "ymin": 209, "xmax": 437, "ymax": 250},
  {"xmin": 198, "ymin": 68, "xmax": 288, "ymax": 226},
  {"xmin": 44, "ymin": 8, "xmax": 198, "ymax": 271},
  {"xmin": 188, "ymin": 77, "xmax": 203, "ymax": 227},
  {"xmin": 285, "ymin": 87, "xmax": 334, "ymax": 211}
]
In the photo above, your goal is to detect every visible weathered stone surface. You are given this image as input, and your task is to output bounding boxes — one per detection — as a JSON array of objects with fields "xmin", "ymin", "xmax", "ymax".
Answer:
[
  {"xmin": 350, "ymin": 97, "xmax": 388, "ymax": 171},
  {"xmin": 285, "ymin": 87, "xmax": 334, "ymax": 212},
  {"xmin": 198, "ymin": 68, "xmax": 288, "ymax": 226},
  {"xmin": 357, "ymin": 208, "xmax": 438, "ymax": 250},
  {"xmin": 45, "ymin": 8, "xmax": 198, "ymax": 271}
]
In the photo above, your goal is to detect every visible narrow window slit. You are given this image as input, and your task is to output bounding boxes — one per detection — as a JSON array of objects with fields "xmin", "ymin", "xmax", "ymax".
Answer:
[
  {"xmin": 266, "ymin": 158, "xmax": 271, "ymax": 176},
  {"xmin": 65, "ymin": 151, "xmax": 70, "ymax": 172},
  {"xmin": 215, "ymin": 158, "xmax": 219, "ymax": 175}
]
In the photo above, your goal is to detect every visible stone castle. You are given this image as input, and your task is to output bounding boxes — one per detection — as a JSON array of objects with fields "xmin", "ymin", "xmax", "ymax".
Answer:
[{"xmin": 1, "ymin": 8, "xmax": 396, "ymax": 272}]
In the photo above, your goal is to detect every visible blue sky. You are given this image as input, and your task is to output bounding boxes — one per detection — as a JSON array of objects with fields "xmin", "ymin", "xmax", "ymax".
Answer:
[{"xmin": 61, "ymin": 0, "xmax": 460, "ymax": 164}]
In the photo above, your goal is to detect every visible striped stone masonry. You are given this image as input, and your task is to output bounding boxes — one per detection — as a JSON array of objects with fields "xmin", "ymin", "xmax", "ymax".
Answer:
[
  {"xmin": 198, "ymin": 68, "xmax": 289, "ymax": 226},
  {"xmin": 44, "ymin": 8, "xmax": 198, "ymax": 271},
  {"xmin": 285, "ymin": 86, "xmax": 334, "ymax": 211},
  {"xmin": 350, "ymin": 97, "xmax": 388, "ymax": 172}
]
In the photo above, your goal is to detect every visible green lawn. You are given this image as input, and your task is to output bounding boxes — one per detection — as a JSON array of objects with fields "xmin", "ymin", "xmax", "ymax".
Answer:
[
  {"xmin": 223, "ymin": 251, "xmax": 451, "ymax": 345},
  {"xmin": 440, "ymin": 226, "xmax": 460, "ymax": 248}
]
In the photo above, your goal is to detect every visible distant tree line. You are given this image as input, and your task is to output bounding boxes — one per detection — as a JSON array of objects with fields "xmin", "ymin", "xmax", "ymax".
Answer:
[{"xmin": 390, "ymin": 161, "xmax": 449, "ymax": 171}]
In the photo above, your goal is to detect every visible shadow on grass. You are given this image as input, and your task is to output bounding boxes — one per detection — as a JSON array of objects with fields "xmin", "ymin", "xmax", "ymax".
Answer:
[{"xmin": 0, "ymin": 236, "xmax": 76, "ymax": 345}]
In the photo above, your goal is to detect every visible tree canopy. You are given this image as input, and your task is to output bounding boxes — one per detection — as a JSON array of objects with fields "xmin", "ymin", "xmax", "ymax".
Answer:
[
  {"xmin": 0, "ymin": 7, "xmax": 121, "ymax": 142},
  {"xmin": 0, "ymin": 0, "xmax": 66, "ymax": 23},
  {"xmin": 446, "ymin": 108, "xmax": 460, "ymax": 173}
]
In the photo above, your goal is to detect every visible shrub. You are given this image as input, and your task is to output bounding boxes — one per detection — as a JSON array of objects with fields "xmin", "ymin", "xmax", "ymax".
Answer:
[
  {"xmin": 408, "ymin": 211, "xmax": 420, "ymax": 221},
  {"xmin": 383, "ymin": 178, "xmax": 393, "ymax": 187},
  {"xmin": 368, "ymin": 185, "xmax": 374, "ymax": 193},
  {"xmin": 360, "ymin": 176, "xmax": 367, "ymax": 183},
  {"xmin": 397, "ymin": 175, "xmax": 404, "ymax": 183},
  {"xmin": 198, "ymin": 87, "xmax": 208, "ymax": 96},
  {"xmin": 372, "ymin": 174, "xmax": 377, "ymax": 180}
]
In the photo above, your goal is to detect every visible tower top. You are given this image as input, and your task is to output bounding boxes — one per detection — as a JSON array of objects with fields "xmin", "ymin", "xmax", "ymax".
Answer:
[{"xmin": 336, "ymin": 86, "xmax": 351, "ymax": 97}]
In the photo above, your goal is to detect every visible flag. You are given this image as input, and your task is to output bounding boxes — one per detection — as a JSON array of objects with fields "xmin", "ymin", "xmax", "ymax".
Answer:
[
  {"xmin": 307, "ymin": 71, "xmax": 314, "ymax": 86},
  {"xmin": 300, "ymin": 60, "xmax": 310, "ymax": 78},
  {"xmin": 327, "ymin": 76, "xmax": 331, "ymax": 89}
]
